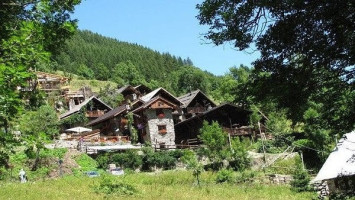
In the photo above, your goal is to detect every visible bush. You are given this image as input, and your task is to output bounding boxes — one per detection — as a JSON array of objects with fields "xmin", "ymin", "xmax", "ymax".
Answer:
[
  {"xmin": 141, "ymin": 147, "xmax": 178, "ymax": 171},
  {"xmin": 290, "ymin": 159, "xmax": 310, "ymax": 192},
  {"xmin": 39, "ymin": 148, "xmax": 67, "ymax": 159},
  {"xmin": 96, "ymin": 154, "xmax": 110, "ymax": 169},
  {"xmin": 111, "ymin": 150, "xmax": 142, "ymax": 170},
  {"xmin": 75, "ymin": 154, "xmax": 98, "ymax": 171},
  {"xmin": 235, "ymin": 170, "xmax": 256, "ymax": 183},
  {"xmin": 94, "ymin": 175, "xmax": 138, "ymax": 196},
  {"xmin": 229, "ymin": 137, "xmax": 250, "ymax": 171},
  {"xmin": 216, "ymin": 169, "xmax": 234, "ymax": 183},
  {"xmin": 168, "ymin": 149, "xmax": 184, "ymax": 159}
]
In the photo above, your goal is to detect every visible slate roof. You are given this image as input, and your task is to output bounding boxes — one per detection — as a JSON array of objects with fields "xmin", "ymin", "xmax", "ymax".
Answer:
[
  {"xmin": 86, "ymin": 104, "xmax": 128, "ymax": 126},
  {"xmin": 60, "ymin": 96, "xmax": 112, "ymax": 119},
  {"xmin": 177, "ymin": 89, "xmax": 216, "ymax": 108},
  {"xmin": 313, "ymin": 130, "xmax": 355, "ymax": 182},
  {"xmin": 140, "ymin": 87, "xmax": 182, "ymax": 105},
  {"xmin": 132, "ymin": 96, "xmax": 178, "ymax": 113}
]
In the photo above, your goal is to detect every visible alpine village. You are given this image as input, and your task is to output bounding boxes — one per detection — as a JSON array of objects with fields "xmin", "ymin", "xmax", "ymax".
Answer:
[{"xmin": 1, "ymin": 1, "xmax": 354, "ymax": 200}]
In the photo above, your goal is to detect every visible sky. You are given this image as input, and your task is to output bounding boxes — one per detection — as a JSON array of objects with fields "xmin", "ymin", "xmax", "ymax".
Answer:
[{"xmin": 72, "ymin": 0, "xmax": 260, "ymax": 76}]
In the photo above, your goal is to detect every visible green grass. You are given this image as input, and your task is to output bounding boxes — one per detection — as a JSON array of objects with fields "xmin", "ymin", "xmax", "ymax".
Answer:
[
  {"xmin": 0, "ymin": 170, "xmax": 317, "ymax": 200},
  {"xmin": 69, "ymin": 79, "xmax": 118, "ymax": 93}
]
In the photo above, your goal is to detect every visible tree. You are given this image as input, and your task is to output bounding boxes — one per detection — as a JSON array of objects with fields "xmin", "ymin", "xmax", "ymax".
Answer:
[
  {"xmin": 18, "ymin": 105, "xmax": 59, "ymax": 170},
  {"xmin": 181, "ymin": 150, "xmax": 204, "ymax": 185},
  {"xmin": 197, "ymin": 1, "xmax": 354, "ymax": 81},
  {"xmin": 229, "ymin": 137, "xmax": 250, "ymax": 171},
  {"xmin": 198, "ymin": 121, "xmax": 229, "ymax": 169},
  {"xmin": 197, "ymin": 2, "xmax": 355, "ymax": 165},
  {"xmin": 0, "ymin": 0, "xmax": 81, "ymax": 167}
]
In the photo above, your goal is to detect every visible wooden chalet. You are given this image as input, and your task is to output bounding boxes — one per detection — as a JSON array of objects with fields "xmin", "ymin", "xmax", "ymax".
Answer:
[
  {"xmin": 134, "ymin": 84, "xmax": 152, "ymax": 95},
  {"xmin": 86, "ymin": 100, "xmax": 143, "ymax": 137},
  {"xmin": 178, "ymin": 89, "xmax": 216, "ymax": 120},
  {"xmin": 20, "ymin": 71, "xmax": 68, "ymax": 93},
  {"xmin": 64, "ymin": 86, "xmax": 94, "ymax": 110},
  {"xmin": 174, "ymin": 103, "xmax": 253, "ymax": 145},
  {"xmin": 85, "ymin": 87, "xmax": 182, "ymax": 147},
  {"xmin": 60, "ymin": 96, "xmax": 112, "ymax": 128},
  {"xmin": 117, "ymin": 85, "xmax": 142, "ymax": 103}
]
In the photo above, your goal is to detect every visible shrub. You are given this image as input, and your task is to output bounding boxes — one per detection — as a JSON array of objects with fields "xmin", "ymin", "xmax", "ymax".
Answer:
[
  {"xmin": 111, "ymin": 150, "xmax": 142, "ymax": 170},
  {"xmin": 141, "ymin": 147, "xmax": 178, "ymax": 171},
  {"xmin": 75, "ymin": 154, "xmax": 98, "ymax": 171},
  {"xmin": 229, "ymin": 137, "xmax": 250, "ymax": 171},
  {"xmin": 290, "ymin": 159, "xmax": 310, "ymax": 192},
  {"xmin": 216, "ymin": 169, "xmax": 234, "ymax": 183},
  {"xmin": 235, "ymin": 171, "xmax": 256, "ymax": 183},
  {"xmin": 96, "ymin": 154, "xmax": 110, "ymax": 169},
  {"xmin": 94, "ymin": 175, "xmax": 138, "ymax": 196},
  {"xmin": 168, "ymin": 149, "xmax": 184, "ymax": 159}
]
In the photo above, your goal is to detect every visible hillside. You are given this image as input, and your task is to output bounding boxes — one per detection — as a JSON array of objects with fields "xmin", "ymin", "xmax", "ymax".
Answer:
[{"xmin": 51, "ymin": 30, "xmax": 216, "ymax": 95}]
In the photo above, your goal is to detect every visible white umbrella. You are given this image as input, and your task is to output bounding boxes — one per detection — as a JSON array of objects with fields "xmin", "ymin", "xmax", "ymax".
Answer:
[{"xmin": 66, "ymin": 127, "xmax": 92, "ymax": 134}]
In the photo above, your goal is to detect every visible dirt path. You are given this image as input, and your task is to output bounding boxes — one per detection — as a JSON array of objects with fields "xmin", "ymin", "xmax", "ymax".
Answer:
[{"xmin": 49, "ymin": 149, "xmax": 82, "ymax": 178}]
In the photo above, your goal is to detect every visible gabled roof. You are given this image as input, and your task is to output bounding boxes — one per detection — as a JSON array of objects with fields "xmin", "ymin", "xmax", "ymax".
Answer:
[
  {"xmin": 313, "ymin": 130, "xmax": 355, "ymax": 182},
  {"xmin": 140, "ymin": 87, "xmax": 182, "ymax": 105},
  {"xmin": 117, "ymin": 85, "xmax": 140, "ymax": 95},
  {"xmin": 134, "ymin": 84, "xmax": 152, "ymax": 94},
  {"xmin": 60, "ymin": 96, "xmax": 112, "ymax": 119},
  {"xmin": 86, "ymin": 104, "xmax": 128, "ymax": 126},
  {"xmin": 132, "ymin": 96, "xmax": 178, "ymax": 113},
  {"xmin": 175, "ymin": 103, "xmax": 250, "ymax": 127},
  {"xmin": 177, "ymin": 89, "xmax": 216, "ymax": 108}
]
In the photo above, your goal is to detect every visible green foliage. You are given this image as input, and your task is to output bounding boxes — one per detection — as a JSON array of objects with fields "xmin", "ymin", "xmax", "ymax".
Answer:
[
  {"xmin": 199, "ymin": 121, "xmax": 229, "ymax": 167},
  {"xmin": 235, "ymin": 170, "xmax": 256, "ymax": 184},
  {"xmin": 266, "ymin": 110, "xmax": 294, "ymax": 147},
  {"xmin": 111, "ymin": 150, "xmax": 142, "ymax": 170},
  {"xmin": 127, "ymin": 112, "xmax": 138, "ymax": 144},
  {"xmin": 19, "ymin": 105, "xmax": 59, "ymax": 139},
  {"xmin": 181, "ymin": 150, "xmax": 204, "ymax": 185},
  {"xmin": 141, "ymin": 148, "xmax": 178, "ymax": 170},
  {"xmin": 60, "ymin": 110, "xmax": 88, "ymax": 129},
  {"xmin": 96, "ymin": 154, "xmax": 110, "ymax": 169},
  {"xmin": 229, "ymin": 137, "xmax": 250, "ymax": 171},
  {"xmin": 171, "ymin": 66, "xmax": 211, "ymax": 96},
  {"xmin": 74, "ymin": 154, "xmax": 98, "ymax": 171},
  {"xmin": 0, "ymin": 0, "xmax": 80, "ymax": 167},
  {"xmin": 94, "ymin": 175, "xmax": 138, "ymax": 196},
  {"xmin": 290, "ymin": 159, "xmax": 310, "ymax": 192},
  {"xmin": 216, "ymin": 169, "xmax": 234, "ymax": 183},
  {"xmin": 18, "ymin": 105, "xmax": 59, "ymax": 170},
  {"xmin": 39, "ymin": 148, "xmax": 67, "ymax": 159},
  {"xmin": 97, "ymin": 84, "xmax": 124, "ymax": 108}
]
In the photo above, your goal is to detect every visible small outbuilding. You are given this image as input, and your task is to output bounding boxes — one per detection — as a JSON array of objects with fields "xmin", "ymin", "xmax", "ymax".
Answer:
[{"xmin": 312, "ymin": 130, "xmax": 355, "ymax": 195}]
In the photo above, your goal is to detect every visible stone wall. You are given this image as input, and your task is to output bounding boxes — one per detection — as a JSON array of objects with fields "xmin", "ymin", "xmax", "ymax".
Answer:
[{"xmin": 143, "ymin": 109, "xmax": 175, "ymax": 147}]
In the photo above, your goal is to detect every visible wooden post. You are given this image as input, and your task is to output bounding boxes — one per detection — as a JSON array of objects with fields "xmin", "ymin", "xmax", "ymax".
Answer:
[
  {"xmin": 258, "ymin": 122, "xmax": 267, "ymax": 170},
  {"xmin": 228, "ymin": 117, "xmax": 233, "ymax": 152},
  {"xmin": 300, "ymin": 150, "xmax": 305, "ymax": 170}
]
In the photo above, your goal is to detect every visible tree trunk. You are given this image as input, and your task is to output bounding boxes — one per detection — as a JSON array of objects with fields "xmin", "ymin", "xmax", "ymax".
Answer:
[{"xmin": 32, "ymin": 147, "xmax": 40, "ymax": 171}]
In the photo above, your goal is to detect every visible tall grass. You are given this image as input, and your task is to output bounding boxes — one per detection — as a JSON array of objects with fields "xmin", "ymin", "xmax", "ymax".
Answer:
[{"xmin": 0, "ymin": 170, "xmax": 317, "ymax": 200}]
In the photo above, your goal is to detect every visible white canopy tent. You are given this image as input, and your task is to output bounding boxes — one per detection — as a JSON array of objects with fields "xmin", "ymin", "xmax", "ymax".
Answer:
[
  {"xmin": 66, "ymin": 127, "xmax": 92, "ymax": 134},
  {"xmin": 312, "ymin": 130, "xmax": 355, "ymax": 182}
]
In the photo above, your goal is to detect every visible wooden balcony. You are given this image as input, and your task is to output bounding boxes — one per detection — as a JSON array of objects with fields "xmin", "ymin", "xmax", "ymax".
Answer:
[
  {"xmin": 223, "ymin": 126, "xmax": 256, "ymax": 137},
  {"xmin": 186, "ymin": 107, "xmax": 206, "ymax": 114},
  {"xmin": 86, "ymin": 110, "xmax": 105, "ymax": 118}
]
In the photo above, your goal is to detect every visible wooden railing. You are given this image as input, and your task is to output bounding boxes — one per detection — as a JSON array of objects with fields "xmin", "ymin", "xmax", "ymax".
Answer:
[
  {"xmin": 186, "ymin": 107, "xmax": 206, "ymax": 114},
  {"xmin": 223, "ymin": 127, "xmax": 256, "ymax": 136},
  {"xmin": 86, "ymin": 110, "xmax": 105, "ymax": 118}
]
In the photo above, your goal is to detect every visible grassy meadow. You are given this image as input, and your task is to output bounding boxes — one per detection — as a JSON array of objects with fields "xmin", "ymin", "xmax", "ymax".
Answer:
[{"xmin": 0, "ymin": 170, "xmax": 317, "ymax": 200}]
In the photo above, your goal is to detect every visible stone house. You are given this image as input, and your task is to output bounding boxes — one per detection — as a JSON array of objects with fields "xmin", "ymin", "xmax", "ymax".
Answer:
[
  {"xmin": 132, "ymin": 96, "xmax": 179, "ymax": 148},
  {"xmin": 312, "ymin": 130, "xmax": 355, "ymax": 196}
]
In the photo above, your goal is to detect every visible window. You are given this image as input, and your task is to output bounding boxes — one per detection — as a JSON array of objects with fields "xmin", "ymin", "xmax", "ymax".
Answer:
[
  {"xmin": 156, "ymin": 109, "xmax": 165, "ymax": 118},
  {"xmin": 158, "ymin": 125, "xmax": 167, "ymax": 135}
]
